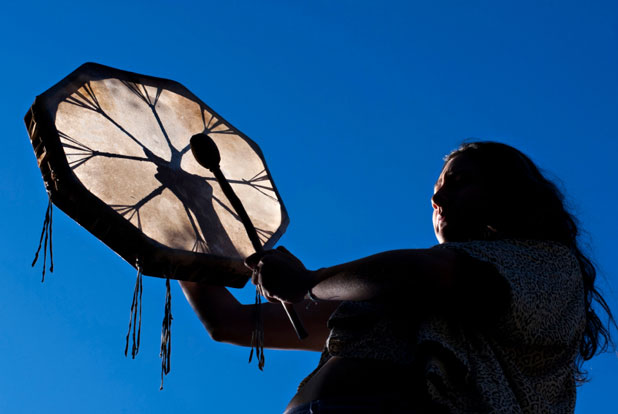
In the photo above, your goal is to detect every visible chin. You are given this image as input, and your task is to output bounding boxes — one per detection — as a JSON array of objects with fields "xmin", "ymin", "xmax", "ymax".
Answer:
[
  {"xmin": 436, "ymin": 231, "xmax": 456, "ymax": 244},
  {"xmin": 438, "ymin": 227, "xmax": 471, "ymax": 243}
]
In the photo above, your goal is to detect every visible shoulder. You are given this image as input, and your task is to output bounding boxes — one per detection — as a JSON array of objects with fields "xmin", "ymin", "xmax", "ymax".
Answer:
[
  {"xmin": 433, "ymin": 239, "xmax": 580, "ymax": 283},
  {"xmin": 440, "ymin": 239, "xmax": 585, "ymax": 344},
  {"xmin": 434, "ymin": 238, "xmax": 573, "ymax": 259}
]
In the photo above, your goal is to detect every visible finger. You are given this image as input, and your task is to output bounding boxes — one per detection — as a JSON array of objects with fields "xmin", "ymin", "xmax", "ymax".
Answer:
[
  {"xmin": 275, "ymin": 245, "xmax": 305, "ymax": 267},
  {"xmin": 252, "ymin": 260, "xmax": 265, "ymax": 286},
  {"xmin": 264, "ymin": 294, "xmax": 281, "ymax": 304},
  {"xmin": 276, "ymin": 245, "xmax": 292, "ymax": 255},
  {"xmin": 275, "ymin": 245, "xmax": 300, "ymax": 261},
  {"xmin": 262, "ymin": 291, "xmax": 288, "ymax": 303},
  {"xmin": 258, "ymin": 285, "xmax": 282, "ymax": 304},
  {"xmin": 244, "ymin": 252, "xmax": 263, "ymax": 270},
  {"xmin": 245, "ymin": 249, "xmax": 281, "ymax": 270},
  {"xmin": 251, "ymin": 267, "xmax": 259, "ymax": 285}
]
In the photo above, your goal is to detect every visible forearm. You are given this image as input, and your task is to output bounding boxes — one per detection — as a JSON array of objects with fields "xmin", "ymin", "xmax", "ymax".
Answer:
[
  {"xmin": 178, "ymin": 281, "xmax": 254, "ymax": 344},
  {"xmin": 179, "ymin": 280, "xmax": 336, "ymax": 350}
]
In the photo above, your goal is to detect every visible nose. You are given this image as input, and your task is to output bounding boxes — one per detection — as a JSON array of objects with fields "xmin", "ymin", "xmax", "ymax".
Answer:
[{"xmin": 431, "ymin": 188, "xmax": 446, "ymax": 210}]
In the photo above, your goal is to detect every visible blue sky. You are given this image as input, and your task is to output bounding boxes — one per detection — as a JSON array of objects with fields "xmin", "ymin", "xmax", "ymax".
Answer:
[{"xmin": 1, "ymin": 1, "xmax": 617, "ymax": 412}]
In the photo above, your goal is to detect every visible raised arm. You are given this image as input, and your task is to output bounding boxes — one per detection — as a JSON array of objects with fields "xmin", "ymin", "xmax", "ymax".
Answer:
[
  {"xmin": 253, "ymin": 246, "xmax": 509, "ymax": 319},
  {"xmin": 180, "ymin": 245, "xmax": 508, "ymax": 352}
]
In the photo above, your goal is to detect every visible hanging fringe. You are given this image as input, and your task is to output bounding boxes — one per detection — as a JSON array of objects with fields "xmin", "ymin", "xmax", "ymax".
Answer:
[
  {"xmin": 248, "ymin": 285, "xmax": 265, "ymax": 370},
  {"xmin": 159, "ymin": 277, "xmax": 173, "ymax": 390},
  {"xmin": 125, "ymin": 262, "xmax": 143, "ymax": 359},
  {"xmin": 32, "ymin": 197, "xmax": 54, "ymax": 282}
]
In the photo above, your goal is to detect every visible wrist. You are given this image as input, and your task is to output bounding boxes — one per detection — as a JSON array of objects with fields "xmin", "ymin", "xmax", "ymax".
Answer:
[
  {"xmin": 304, "ymin": 269, "xmax": 322, "ymax": 301},
  {"xmin": 306, "ymin": 286, "xmax": 320, "ymax": 302}
]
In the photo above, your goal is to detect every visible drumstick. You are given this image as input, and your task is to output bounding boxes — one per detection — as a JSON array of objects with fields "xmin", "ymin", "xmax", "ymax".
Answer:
[{"xmin": 190, "ymin": 133, "xmax": 308, "ymax": 340}]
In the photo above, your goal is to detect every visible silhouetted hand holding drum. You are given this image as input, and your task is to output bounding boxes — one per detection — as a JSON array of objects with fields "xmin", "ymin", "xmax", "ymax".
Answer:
[{"xmin": 246, "ymin": 246, "xmax": 315, "ymax": 304}]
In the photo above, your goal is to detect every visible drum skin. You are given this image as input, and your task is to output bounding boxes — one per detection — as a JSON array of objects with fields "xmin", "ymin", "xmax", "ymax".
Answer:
[{"xmin": 25, "ymin": 62, "xmax": 289, "ymax": 287}]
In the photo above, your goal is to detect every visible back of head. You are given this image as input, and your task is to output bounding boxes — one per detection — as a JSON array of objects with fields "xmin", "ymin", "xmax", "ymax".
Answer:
[
  {"xmin": 445, "ymin": 141, "xmax": 614, "ymax": 381},
  {"xmin": 445, "ymin": 141, "xmax": 575, "ymax": 244}
]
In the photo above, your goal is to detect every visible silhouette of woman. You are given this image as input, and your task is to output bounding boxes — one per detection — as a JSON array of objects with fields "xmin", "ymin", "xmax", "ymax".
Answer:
[{"xmin": 179, "ymin": 142, "xmax": 614, "ymax": 413}]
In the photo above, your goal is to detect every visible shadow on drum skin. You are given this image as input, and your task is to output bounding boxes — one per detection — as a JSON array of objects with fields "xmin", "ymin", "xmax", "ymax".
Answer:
[
  {"xmin": 153, "ymin": 161, "xmax": 239, "ymax": 257},
  {"xmin": 26, "ymin": 62, "xmax": 288, "ymax": 287},
  {"xmin": 61, "ymin": 80, "xmax": 245, "ymax": 259}
]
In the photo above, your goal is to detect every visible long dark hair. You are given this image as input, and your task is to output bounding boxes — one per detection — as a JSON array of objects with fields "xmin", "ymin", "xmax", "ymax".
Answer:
[{"xmin": 445, "ymin": 141, "xmax": 615, "ymax": 382}]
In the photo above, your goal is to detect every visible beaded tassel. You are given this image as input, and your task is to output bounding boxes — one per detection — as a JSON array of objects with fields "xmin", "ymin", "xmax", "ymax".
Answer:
[
  {"xmin": 125, "ymin": 262, "xmax": 143, "ymax": 359},
  {"xmin": 32, "ymin": 197, "xmax": 54, "ymax": 282},
  {"xmin": 159, "ymin": 277, "xmax": 173, "ymax": 390},
  {"xmin": 248, "ymin": 285, "xmax": 265, "ymax": 370}
]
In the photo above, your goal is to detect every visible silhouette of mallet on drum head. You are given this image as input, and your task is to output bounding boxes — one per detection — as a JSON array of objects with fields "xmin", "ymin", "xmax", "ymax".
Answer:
[{"xmin": 190, "ymin": 133, "xmax": 308, "ymax": 340}]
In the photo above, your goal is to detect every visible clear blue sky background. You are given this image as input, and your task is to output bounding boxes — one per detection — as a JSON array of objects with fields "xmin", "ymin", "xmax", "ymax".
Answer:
[{"xmin": 1, "ymin": 1, "xmax": 616, "ymax": 413}]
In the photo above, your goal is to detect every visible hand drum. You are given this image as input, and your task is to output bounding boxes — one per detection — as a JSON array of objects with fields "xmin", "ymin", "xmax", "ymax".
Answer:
[{"xmin": 25, "ymin": 62, "xmax": 289, "ymax": 287}]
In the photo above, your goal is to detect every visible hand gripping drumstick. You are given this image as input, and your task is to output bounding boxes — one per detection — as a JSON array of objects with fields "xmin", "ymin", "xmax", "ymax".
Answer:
[{"xmin": 190, "ymin": 133, "xmax": 308, "ymax": 340}]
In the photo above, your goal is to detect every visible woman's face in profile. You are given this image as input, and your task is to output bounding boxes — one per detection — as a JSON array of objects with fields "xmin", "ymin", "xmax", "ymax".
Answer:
[{"xmin": 432, "ymin": 154, "xmax": 493, "ymax": 243}]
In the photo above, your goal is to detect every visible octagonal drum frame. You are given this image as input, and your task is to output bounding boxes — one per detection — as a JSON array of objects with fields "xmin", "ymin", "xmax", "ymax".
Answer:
[{"xmin": 24, "ymin": 62, "xmax": 289, "ymax": 287}]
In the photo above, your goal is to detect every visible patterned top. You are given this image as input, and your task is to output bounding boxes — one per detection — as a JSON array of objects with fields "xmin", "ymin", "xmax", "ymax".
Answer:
[{"xmin": 299, "ymin": 239, "xmax": 586, "ymax": 413}]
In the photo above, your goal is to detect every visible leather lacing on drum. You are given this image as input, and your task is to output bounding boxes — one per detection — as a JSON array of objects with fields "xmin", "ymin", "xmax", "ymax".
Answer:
[
  {"xmin": 123, "ymin": 261, "xmax": 174, "ymax": 390},
  {"xmin": 31, "ymin": 195, "xmax": 53, "ymax": 282},
  {"xmin": 248, "ymin": 286, "xmax": 265, "ymax": 370},
  {"xmin": 159, "ymin": 277, "xmax": 172, "ymax": 390},
  {"xmin": 33, "ymin": 216, "xmax": 175, "ymax": 390},
  {"xmin": 32, "ymin": 165, "xmax": 58, "ymax": 282},
  {"xmin": 125, "ymin": 261, "xmax": 143, "ymax": 359}
]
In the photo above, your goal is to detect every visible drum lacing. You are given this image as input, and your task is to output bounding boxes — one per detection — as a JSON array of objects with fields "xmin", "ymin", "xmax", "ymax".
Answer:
[
  {"xmin": 125, "ymin": 260, "xmax": 143, "ymax": 359},
  {"xmin": 159, "ymin": 277, "xmax": 173, "ymax": 390},
  {"xmin": 31, "ymin": 193, "xmax": 53, "ymax": 282},
  {"xmin": 248, "ymin": 285, "xmax": 265, "ymax": 370}
]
